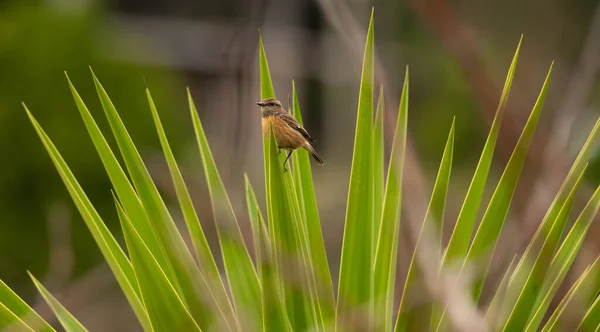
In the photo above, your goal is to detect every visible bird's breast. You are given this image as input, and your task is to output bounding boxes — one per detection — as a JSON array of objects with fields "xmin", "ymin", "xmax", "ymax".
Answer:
[{"xmin": 261, "ymin": 115, "xmax": 305, "ymax": 149}]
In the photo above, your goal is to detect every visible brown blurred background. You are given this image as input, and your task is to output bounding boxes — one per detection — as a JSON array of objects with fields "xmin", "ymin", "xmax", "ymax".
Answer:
[{"xmin": 1, "ymin": 0, "xmax": 600, "ymax": 330}]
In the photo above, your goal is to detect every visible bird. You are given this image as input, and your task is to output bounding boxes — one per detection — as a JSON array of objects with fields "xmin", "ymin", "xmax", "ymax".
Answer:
[{"xmin": 257, "ymin": 97, "xmax": 324, "ymax": 172}]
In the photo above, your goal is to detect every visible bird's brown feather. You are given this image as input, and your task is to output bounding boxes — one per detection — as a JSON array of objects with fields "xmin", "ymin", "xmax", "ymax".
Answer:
[
  {"xmin": 262, "ymin": 115, "xmax": 306, "ymax": 149},
  {"xmin": 278, "ymin": 112, "xmax": 317, "ymax": 144}
]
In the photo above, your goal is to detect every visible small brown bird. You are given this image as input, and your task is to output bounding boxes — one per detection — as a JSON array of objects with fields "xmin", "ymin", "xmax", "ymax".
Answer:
[{"xmin": 257, "ymin": 97, "xmax": 324, "ymax": 171}]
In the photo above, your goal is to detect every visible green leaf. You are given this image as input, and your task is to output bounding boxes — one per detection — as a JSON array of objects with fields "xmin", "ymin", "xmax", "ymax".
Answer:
[
  {"xmin": 0, "ymin": 302, "xmax": 34, "ymax": 332},
  {"xmin": 259, "ymin": 33, "xmax": 276, "ymax": 99},
  {"xmin": 146, "ymin": 88, "xmax": 237, "ymax": 330},
  {"xmin": 525, "ymin": 184, "xmax": 600, "ymax": 331},
  {"xmin": 0, "ymin": 279, "xmax": 53, "ymax": 331},
  {"xmin": 373, "ymin": 85, "xmax": 385, "ymax": 236},
  {"xmin": 483, "ymin": 255, "xmax": 517, "ymax": 330},
  {"xmin": 259, "ymin": 33, "xmax": 276, "ymax": 207},
  {"xmin": 578, "ymin": 269, "xmax": 600, "ymax": 331},
  {"xmin": 337, "ymin": 9, "xmax": 375, "ymax": 326},
  {"xmin": 29, "ymin": 273, "xmax": 88, "ymax": 332},
  {"xmin": 373, "ymin": 67, "xmax": 408, "ymax": 332},
  {"xmin": 508, "ymin": 51, "xmax": 600, "ymax": 332},
  {"xmin": 541, "ymin": 268, "xmax": 588, "ymax": 332},
  {"xmin": 116, "ymin": 200, "xmax": 201, "ymax": 332},
  {"xmin": 244, "ymin": 174, "xmax": 269, "ymax": 274},
  {"xmin": 466, "ymin": 62, "xmax": 553, "ymax": 300},
  {"xmin": 542, "ymin": 257, "xmax": 600, "ymax": 331},
  {"xmin": 290, "ymin": 81, "xmax": 335, "ymax": 319},
  {"xmin": 244, "ymin": 176, "xmax": 294, "ymax": 332},
  {"xmin": 502, "ymin": 164, "xmax": 586, "ymax": 331},
  {"xmin": 188, "ymin": 90, "xmax": 262, "ymax": 330},
  {"xmin": 23, "ymin": 105, "xmax": 150, "ymax": 331},
  {"xmin": 443, "ymin": 36, "xmax": 522, "ymax": 266},
  {"xmin": 65, "ymin": 74, "xmax": 170, "ymax": 288},
  {"xmin": 266, "ymin": 124, "xmax": 320, "ymax": 329},
  {"xmin": 90, "ymin": 71, "xmax": 219, "ymax": 329},
  {"xmin": 396, "ymin": 119, "xmax": 454, "ymax": 332}
]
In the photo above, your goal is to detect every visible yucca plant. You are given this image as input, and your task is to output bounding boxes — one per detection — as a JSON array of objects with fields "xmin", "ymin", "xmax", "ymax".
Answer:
[{"xmin": 2, "ymin": 9, "xmax": 600, "ymax": 332}]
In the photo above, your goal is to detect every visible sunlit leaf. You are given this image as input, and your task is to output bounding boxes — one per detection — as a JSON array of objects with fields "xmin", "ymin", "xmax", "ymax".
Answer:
[
  {"xmin": 396, "ymin": 119, "xmax": 454, "ymax": 332},
  {"xmin": 29, "ymin": 273, "xmax": 87, "ymax": 332},
  {"xmin": 116, "ymin": 200, "xmax": 201, "ymax": 332},
  {"xmin": 373, "ymin": 67, "xmax": 408, "ymax": 332},
  {"xmin": 337, "ymin": 9, "xmax": 375, "ymax": 328},
  {"xmin": 0, "ymin": 279, "xmax": 53, "ymax": 332},
  {"xmin": 189, "ymin": 90, "xmax": 262, "ymax": 330},
  {"xmin": 23, "ymin": 104, "xmax": 150, "ymax": 331}
]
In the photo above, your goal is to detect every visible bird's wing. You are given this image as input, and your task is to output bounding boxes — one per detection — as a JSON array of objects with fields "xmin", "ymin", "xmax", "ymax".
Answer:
[{"xmin": 280, "ymin": 112, "xmax": 316, "ymax": 144}]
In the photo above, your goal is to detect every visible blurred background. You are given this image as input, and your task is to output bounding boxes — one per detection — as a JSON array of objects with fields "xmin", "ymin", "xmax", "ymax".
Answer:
[{"xmin": 1, "ymin": 0, "xmax": 600, "ymax": 330}]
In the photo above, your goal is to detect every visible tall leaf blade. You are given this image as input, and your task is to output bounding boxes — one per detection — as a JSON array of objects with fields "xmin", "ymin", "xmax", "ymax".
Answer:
[
  {"xmin": 337, "ymin": 9, "xmax": 375, "ymax": 328},
  {"xmin": 290, "ymin": 81, "xmax": 335, "ymax": 318},
  {"xmin": 259, "ymin": 34, "xmax": 276, "ymax": 205},
  {"xmin": 188, "ymin": 91, "xmax": 262, "ymax": 330},
  {"xmin": 29, "ymin": 274, "xmax": 88, "ymax": 332},
  {"xmin": 245, "ymin": 176, "xmax": 294, "ymax": 332},
  {"xmin": 146, "ymin": 89, "xmax": 237, "ymax": 330},
  {"xmin": 525, "ymin": 184, "xmax": 600, "ymax": 331},
  {"xmin": 507, "ymin": 59, "xmax": 600, "ymax": 332},
  {"xmin": 23, "ymin": 105, "xmax": 150, "ymax": 331},
  {"xmin": 244, "ymin": 174, "xmax": 269, "ymax": 274},
  {"xmin": 65, "ymin": 75, "xmax": 170, "ymax": 288},
  {"xmin": 483, "ymin": 256, "xmax": 517, "ymax": 330},
  {"xmin": 395, "ymin": 120, "xmax": 454, "ymax": 332},
  {"xmin": 0, "ymin": 279, "xmax": 53, "ymax": 331},
  {"xmin": 578, "ymin": 280, "xmax": 600, "ymax": 330},
  {"xmin": 466, "ymin": 63, "xmax": 553, "ymax": 300},
  {"xmin": 443, "ymin": 36, "xmax": 522, "ymax": 266},
  {"xmin": 373, "ymin": 86, "xmax": 385, "ymax": 236},
  {"xmin": 542, "ymin": 257, "xmax": 600, "ymax": 331},
  {"xmin": 116, "ymin": 201, "xmax": 201, "ymax": 332},
  {"xmin": 0, "ymin": 302, "xmax": 35, "ymax": 332},
  {"xmin": 266, "ymin": 124, "xmax": 320, "ymax": 329},
  {"xmin": 502, "ymin": 165, "xmax": 586, "ymax": 331},
  {"xmin": 373, "ymin": 68, "xmax": 408, "ymax": 332},
  {"xmin": 90, "ymin": 71, "xmax": 218, "ymax": 329}
]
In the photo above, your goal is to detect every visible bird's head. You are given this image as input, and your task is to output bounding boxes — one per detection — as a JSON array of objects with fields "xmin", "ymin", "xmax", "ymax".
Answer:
[{"xmin": 257, "ymin": 97, "xmax": 283, "ymax": 114}]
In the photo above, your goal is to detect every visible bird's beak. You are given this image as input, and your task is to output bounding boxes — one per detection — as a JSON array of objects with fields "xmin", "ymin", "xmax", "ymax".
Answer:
[{"xmin": 256, "ymin": 102, "xmax": 264, "ymax": 106}]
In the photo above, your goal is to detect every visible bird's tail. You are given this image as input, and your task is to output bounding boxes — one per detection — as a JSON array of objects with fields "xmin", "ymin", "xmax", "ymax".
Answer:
[{"xmin": 304, "ymin": 144, "xmax": 324, "ymax": 165}]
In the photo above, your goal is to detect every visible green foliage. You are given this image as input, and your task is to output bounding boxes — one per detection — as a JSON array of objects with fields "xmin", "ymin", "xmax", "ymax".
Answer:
[
  {"xmin": 0, "ymin": 2, "xmax": 185, "ymax": 291},
  {"xmin": 2, "ymin": 9, "xmax": 600, "ymax": 332}
]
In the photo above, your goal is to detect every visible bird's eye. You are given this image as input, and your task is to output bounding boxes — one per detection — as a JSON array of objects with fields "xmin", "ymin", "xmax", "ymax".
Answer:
[{"xmin": 269, "ymin": 102, "xmax": 276, "ymax": 106}]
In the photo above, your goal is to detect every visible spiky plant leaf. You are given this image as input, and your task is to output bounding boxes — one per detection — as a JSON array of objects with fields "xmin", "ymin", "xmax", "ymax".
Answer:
[
  {"xmin": 373, "ymin": 68, "xmax": 408, "ymax": 332},
  {"xmin": 245, "ymin": 176, "xmax": 294, "ymax": 332},
  {"xmin": 23, "ymin": 104, "xmax": 150, "ymax": 331},
  {"xmin": 483, "ymin": 256, "xmax": 517, "ymax": 329},
  {"xmin": 291, "ymin": 82, "xmax": 335, "ymax": 318},
  {"xmin": 541, "ymin": 257, "xmax": 600, "ymax": 331},
  {"xmin": 0, "ymin": 303, "xmax": 35, "ymax": 332},
  {"xmin": 115, "ymin": 200, "xmax": 200, "ymax": 332},
  {"xmin": 29, "ymin": 274, "xmax": 87, "ymax": 332},
  {"xmin": 146, "ymin": 88, "xmax": 237, "ymax": 331},
  {"xmin": 396, "ymin": 120, "xmax": 454, "ymax": 332},
  {"xmin": 373, "ymin": 86, "xmax": 385, "ymax": 236},
  {"xmin": 525, "ymin": 184, "xmax": 600, "ymax": 331},
  {"xmin": 266, "ymin": 123, "xmax": 321, "ymax": 329},
  {"xmin": 502, "ymin": 165, "xmax": 586, "ymax": 330},
  {"xmin": 433, "ymin": 37, "xmax": 522, "ymax": 330},
  {"xmin": 188, "ymin": 91, "xmax": 262, "ymax": 330},
  {"xmin": 89, "ymin": 71, "xmax": 217, "ymax": 329},
  {"xmin": 65, "ymin": 75, "xmax": 171, "ymax": 290},
  {"xmin": 337, "ymin": 9, "xmax": 375, "ymax": 328},
  {"xmin": 466, "ymin": 63, "xmax": 553, "ymax": 299},
  {"xmin": 0, "ymin": 279, "xmax": 53, "ymax": 331},
  {"xmin": 442, "ymin": 36, "xmax": 522, "ymax": 267}
]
